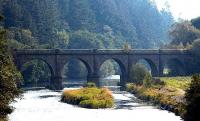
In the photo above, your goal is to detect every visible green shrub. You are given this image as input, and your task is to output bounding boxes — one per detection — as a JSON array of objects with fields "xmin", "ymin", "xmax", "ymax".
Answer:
[
  {"xmin": 143, "ymin": 73, "xmax": 152, "ymax": 88},
  {"xmin": 129, "ymin": 64, "xmax": 149, "ymax": 85},
  {"xmin": 61, "ymin": 87, "xmax": 114, "ymax": 109}
]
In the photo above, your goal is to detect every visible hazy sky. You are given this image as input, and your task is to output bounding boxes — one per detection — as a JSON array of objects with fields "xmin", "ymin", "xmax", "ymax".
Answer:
[{"xmin": 153, "ymin": 0, "xmax": 200, "ymax": 20}]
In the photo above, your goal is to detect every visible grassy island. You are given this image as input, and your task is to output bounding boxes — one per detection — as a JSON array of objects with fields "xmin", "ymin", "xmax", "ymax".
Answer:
[{"xmin": 61, "ymin": 88, "xmax": 114, "ymax": 109}]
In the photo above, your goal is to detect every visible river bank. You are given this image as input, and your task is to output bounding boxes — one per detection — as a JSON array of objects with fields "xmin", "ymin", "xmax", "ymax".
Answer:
[{"xmin": 126, "ymin": 77, "xmax": 191, "ymax": 117}]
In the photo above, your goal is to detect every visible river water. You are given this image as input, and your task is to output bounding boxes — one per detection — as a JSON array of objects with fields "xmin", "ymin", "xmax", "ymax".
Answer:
[{"xmin": 8, "ymin": 88, "xmax": 182, "ymax": 121}]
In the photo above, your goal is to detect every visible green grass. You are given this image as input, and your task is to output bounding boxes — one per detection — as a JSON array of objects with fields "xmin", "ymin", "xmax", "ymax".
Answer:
[
  {"xmin": 61, "ymin": 87, "xmax": 114, "ymax": 109},
  {"xmin": 160, "ymin": 77, "xmax": 191, "ymax": 90}
]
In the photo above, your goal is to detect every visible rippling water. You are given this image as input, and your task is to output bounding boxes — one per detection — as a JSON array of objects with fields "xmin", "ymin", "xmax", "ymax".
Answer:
[{"xmin": 8, "ymin": 89, "xmax": 182, "ymax": 121}]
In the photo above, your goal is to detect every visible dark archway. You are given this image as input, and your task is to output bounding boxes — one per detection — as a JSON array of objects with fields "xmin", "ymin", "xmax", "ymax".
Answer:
[
  {"xmin": 61, "ymin": 58, "xmax": 92, "ymax": 87},
  {"xmin": 163, "ymin": 58, "xmax": 185, "ymax": 76},
  {"xmin": 98, "ymin": 58, "xmax": 126, "ymax": 89},
  {"xmin": 135, "ymin": 58, "xmax": 158, "ymax": 77},
  {"xmin": 20, "ymin": 59, "xmax": 53, "ymax": 88}
]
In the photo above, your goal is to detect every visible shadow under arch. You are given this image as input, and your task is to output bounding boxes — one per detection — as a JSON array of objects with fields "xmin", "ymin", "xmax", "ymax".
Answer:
[
  {"xmin": 61, "ymin": 57, "xmax": 92, "ymax": 86},
  {"xmin": 164, "ymin": 58, "xmax": 185, "ymax": 76},
  {"xmin": 98, "ymin": 58, "xmax": 127, "ymax": 88},
  {"xmin": 19, "ymin": 59, "xmax": 54, "ymax": 88},
  {"xmin": 135, "ymin": 58, "xmax": 158, "ymax": 77}
]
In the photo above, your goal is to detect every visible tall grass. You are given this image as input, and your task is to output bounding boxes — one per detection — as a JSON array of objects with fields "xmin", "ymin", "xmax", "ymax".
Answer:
[
  {"xmin": 126, "ymin": 76, "xmax": 191, "ymax": 116},
  {"xmin": 160, "ymin": 77, "xmax": 191, "ymax": 90},
  {"xmin": 61, "ymin": 87, "xmax": 114, "ymax": 109}
]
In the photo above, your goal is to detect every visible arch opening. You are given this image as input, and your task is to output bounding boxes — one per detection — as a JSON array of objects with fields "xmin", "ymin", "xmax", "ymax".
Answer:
[
  {"xmin": 129, "ymin": 59, "xmax": 157, "ymax": 85},
  {"xmin": 99, "ymin": 59, "xmax": 125, "ymax": 90},
  {"xmin": 163, "ymin": 58, "xmax": 185, "ymax": 76},
  {"xmin": 20, "ymin": 59, "xmax": 53, "ymax": 88},
  {"xmin": 135, "ymin": 59, "xmax": 158, "ymax": 77},
  {"xmin": 62, "ymin": 58, "xmax": 90, "ymax": 87}
]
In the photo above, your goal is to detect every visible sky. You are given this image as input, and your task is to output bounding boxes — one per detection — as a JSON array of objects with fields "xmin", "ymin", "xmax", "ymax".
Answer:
[{"xmin": 153, "ymin": 0, "xmax": 200, "ymax": 20}]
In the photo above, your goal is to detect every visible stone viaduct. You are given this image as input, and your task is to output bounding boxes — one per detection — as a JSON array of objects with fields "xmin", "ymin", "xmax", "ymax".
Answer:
[{"xmin": 12, "ymin": 49, "xmax": 191, "ymax": 90}]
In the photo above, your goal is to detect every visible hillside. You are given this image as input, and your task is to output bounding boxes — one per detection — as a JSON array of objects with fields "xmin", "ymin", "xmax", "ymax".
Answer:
[{"xmin": 0, "ymin": 0, "xmax": 174, "ymax": 49}]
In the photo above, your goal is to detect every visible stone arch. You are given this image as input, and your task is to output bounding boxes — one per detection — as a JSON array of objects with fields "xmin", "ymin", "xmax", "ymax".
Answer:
[
  {"xmin": 98, "ymin": 58, "xmax": 127, "ymax": 88},
  {"xmin": 134, "ymin": 58, "xmax": 158, "ymax": 77},
  {"xmin": 98, "ymin": 58, "xmax": 126, "ymax": 75},
  {"xmin": 61, "ymin": 57, "xmax": 92, "ymax": 83},
  {"xmin": 17, "ymin": 56, "xmax": 55, "ymax": 76},
  {"xmin": 163, "ymin": 58, "xmax": 186, "ymax": 76},
  {"xmin": 19, "ymin": 58, "xmax": 54, "ymax": 87}
]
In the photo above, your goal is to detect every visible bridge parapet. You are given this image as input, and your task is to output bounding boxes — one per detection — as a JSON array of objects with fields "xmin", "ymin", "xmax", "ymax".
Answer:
[{"xmin": 13, "ymin": 49, "xmax": 190, "ymax": 55}]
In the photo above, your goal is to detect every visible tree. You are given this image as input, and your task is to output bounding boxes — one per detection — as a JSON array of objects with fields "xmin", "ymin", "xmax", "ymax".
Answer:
[
  {"xmin": 189, "ymin": 39, "xmax": 200, "ymax": 74},
  {"xmin": 0, "ymin": 15, "xmax": 22, "ymax": 117},
  {"xmin": 130, "ymin": 64, "xmax": 149, "ymax": 85},
  {"xmin": 169, "ymin": 21, "xmax": 200, "ymax": 46},
  {"xmin": 191, "ymin": 16, "xmax": 200, "ymax": 30},
  {"xmin": 184, "ymin": 74, "xmax": 200, "ymax": 121}
]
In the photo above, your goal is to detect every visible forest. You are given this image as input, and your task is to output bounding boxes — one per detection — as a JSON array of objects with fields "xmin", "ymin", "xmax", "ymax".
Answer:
[{"xmin": 0, "ymin": 0, "xmax": 173, "ymax": 49}]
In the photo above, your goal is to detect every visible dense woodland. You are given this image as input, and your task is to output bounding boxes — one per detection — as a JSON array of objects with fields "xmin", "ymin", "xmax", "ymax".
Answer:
[{"xmin": 0, "ymin": 0, "xmax": 173, "ymax": 49}]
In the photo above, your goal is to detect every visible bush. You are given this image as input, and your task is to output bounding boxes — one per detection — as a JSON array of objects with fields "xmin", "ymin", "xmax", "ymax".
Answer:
[
  {"xmin": 143, "ymin": 73, "xmax": 152, "ymax": 88},
  {"xmin": 130, "ymin": 64, "xmax": 149, "ymax": 85},
  {"xmin": 61, "ymin": 87, "xmax": 114, "ymax": 109},
  {"xmin": 184, "ymin": 74, "xmax": 200, "ymax": 121}
]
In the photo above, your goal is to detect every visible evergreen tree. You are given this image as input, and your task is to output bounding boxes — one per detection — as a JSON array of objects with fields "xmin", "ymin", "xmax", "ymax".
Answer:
[{"xmin": 184, "ymin": 74, "xmax": 200, "ymax": 121}]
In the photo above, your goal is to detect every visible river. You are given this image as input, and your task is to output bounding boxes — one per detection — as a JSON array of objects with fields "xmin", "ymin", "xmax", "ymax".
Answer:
[{"xmin": 8, "ymin": 88, "xmax": 182, "ymax": 121}]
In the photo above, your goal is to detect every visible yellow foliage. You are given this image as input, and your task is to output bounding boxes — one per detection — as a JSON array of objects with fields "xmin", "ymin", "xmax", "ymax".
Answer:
[{"xmin": 61, "ymin": 87, "xmax": 114, "ymax": 109}]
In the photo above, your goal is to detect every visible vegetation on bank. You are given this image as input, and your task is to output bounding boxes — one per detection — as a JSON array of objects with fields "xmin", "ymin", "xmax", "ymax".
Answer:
[
  {"xmin": 0, "ymin": 15, "xmax": 22, "ymax": 119},
  {"xmin": 160, "ymin": 77, "xmax": 191, "ymax": 90},
  {"xmin": 184, "ymin": 74, "xmax": 200, "ymax": 121},
  {"xmin": 127, "ymin": 76, "xmax": 191, "ymax": 117},
  {"xmin": 61, "ymin": 87, "xmax": 114, "ymax": 109}
]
